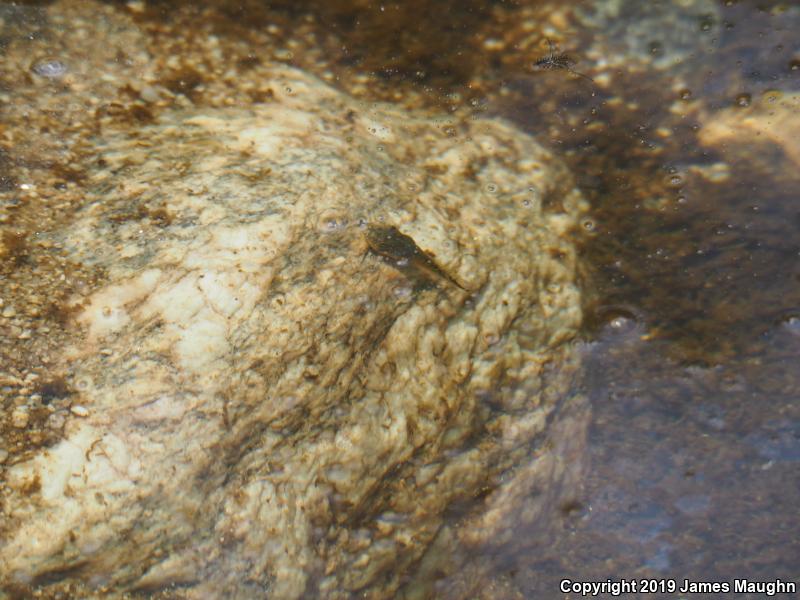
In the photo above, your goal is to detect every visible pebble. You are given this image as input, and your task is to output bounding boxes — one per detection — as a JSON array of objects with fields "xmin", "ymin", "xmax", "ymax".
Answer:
[
  {"xmin": 0, "ymin": 449, "xmax": 8, "ymax": 463},
  {"xmin": 70, "ymin": 405, "xmax": 90, "ymax": 417},
  {"xmin": 2, "ymin": 305, "xmax": 16, "ymax": 318}
]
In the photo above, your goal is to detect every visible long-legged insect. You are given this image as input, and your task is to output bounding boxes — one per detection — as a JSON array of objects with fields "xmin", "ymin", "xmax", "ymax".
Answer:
[{"xmin": 531, "ymin": 38, "xmax": 594, "ymax": 82}]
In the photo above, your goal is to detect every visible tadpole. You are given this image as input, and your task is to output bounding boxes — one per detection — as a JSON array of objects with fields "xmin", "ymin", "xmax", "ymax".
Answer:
[{"xmin": 365, "ymin": 225, "xmax": 467, "ymax": 291}]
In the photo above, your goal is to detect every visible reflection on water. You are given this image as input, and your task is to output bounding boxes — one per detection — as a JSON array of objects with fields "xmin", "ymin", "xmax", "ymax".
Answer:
[{"xmin": 1, "ymin": 0, "xmax": 799, "ymax": 597}]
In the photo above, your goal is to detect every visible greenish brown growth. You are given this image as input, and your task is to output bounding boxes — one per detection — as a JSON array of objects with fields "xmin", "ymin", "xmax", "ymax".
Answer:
[{"xmin": 365, "ymin": 225, "xmax": 466, "ymax": 291}]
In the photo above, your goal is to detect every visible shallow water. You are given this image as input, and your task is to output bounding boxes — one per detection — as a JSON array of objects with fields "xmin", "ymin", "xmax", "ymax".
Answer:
[
  {"xmin": 448, "ymin": 0, "xmax": 800, "ymax": 595},
  {"xmin": 1, "ymin": 0, "xmax": 799, "ymax": 597}
]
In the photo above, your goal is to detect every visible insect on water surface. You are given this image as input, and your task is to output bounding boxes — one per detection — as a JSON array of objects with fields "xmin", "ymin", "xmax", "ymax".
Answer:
[{"xmin": 531, "ymin": 38, "xmax": 594, "ymax": 82}]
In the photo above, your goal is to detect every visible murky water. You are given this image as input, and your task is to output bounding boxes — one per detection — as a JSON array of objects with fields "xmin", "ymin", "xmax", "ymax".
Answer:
[{"xmin": 1, "ymin": 0, "xmax": 798, "ymax": 597}]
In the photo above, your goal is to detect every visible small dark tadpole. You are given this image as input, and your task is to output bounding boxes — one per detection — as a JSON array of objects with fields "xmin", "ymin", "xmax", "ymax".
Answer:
[
  {"xmin": 365, "ymin": 225, "xmax": 467, "ymax": 291},
  {"xmin": 531, "ymin": 38, "xmax": 594, "ymax": 82}
]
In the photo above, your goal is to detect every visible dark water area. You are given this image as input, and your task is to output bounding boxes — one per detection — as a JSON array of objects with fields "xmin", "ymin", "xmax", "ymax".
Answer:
[
  {"xmin": 512, "ymin": 331, "xmax": 800, "ymax": 597},
  {"xmin": 1, "ymin": 0, "xmax": 798, "ymax": 597}
]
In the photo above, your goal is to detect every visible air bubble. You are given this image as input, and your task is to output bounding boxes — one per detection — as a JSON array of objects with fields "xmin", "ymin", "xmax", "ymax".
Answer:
[
  {"xmin": 786, "ymin": 317, "xmax": 800, "ymax": 334},
  {"xmin": 609, "ymin": 316, "xmax": 632, "ymax": 330},
  {"xmin": 32, "ymin": 59, "xmax": 68, "ymax": 79},
  {"xmin": 325, "ymin": 219, "xmax": 345, "ymax": 232},
  {"xmin": 393, "ymin": 286, "xmax": 413, "ymax": 300},
  {"xmin": 778, "ymin": 312, "xmax": 800, "ymax": 336},
  {"xmin": 593, "ymin": 305, "xmax": 642, "ymax": 337},
  {"xmin": 581, "ymin": 218, "xmax": 596, "ymax": 232},
  {"xmin": 665, "ymin": 174, "xmax": 684, "ymax": 188},
  {"xmin": 319, "ymin": 212, "xmax": 348, "ymax": 233}
]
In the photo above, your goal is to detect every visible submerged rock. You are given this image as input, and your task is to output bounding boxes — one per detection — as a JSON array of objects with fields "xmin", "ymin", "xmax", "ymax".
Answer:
[
  {"xmin": 0, "ymin": 2, "xmax": 588, "ymax": 598},
  {"xmin": 699, "ymin": 92, "xmax": 800, "ymax": 168}
]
